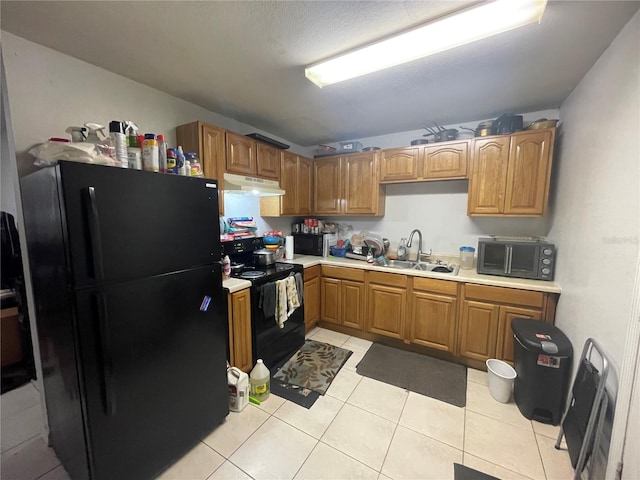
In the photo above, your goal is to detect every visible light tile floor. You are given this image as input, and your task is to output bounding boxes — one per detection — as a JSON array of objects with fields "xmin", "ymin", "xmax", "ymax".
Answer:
[{"xmin": 1, "ymin": 327, "xmax": 574, "ymax": 480}]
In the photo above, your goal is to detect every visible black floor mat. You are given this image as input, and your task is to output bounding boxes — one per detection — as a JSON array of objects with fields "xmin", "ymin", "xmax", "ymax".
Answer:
[
  {"xmin": 454, "ymin": 463, "xmax": 500, "ymax": 480},
  {"xmin": 356, "ymin": 343, "xmax": 467, "ymax": 407},
  {"xmin": 270, "ymin": 379, "xmax": 320, "ymax": 409}
]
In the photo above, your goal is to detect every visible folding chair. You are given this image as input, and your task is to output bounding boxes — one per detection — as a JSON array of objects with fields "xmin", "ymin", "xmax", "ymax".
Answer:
[{"xmin": 555, "ymin": 338, "xmax": 610, "ymax": 480}]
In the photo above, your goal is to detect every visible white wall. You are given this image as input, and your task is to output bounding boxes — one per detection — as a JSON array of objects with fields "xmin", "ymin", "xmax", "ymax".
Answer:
[
  {"xmin": 1, "ymin": 32, "xmax": 312, "ymax": 179},
  {"xmin": 549, "ymin": 12, "xmax": 639, "ymax": 477}
]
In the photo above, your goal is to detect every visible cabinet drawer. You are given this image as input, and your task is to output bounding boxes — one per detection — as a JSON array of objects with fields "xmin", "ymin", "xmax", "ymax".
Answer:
[
  {"xmin": 464, "ymin": 283, "xmax": 544, "ymax": 308},
  {"xmin": 321, "ymin": 265, "xmax": 365, "ymax": 282},
  {"xmin": 304, "ymin": 265, "xmax": 320, "ymax": 281},
  {"xmin": 368, "ymin": 271, "xmax": 408, "ymax": 288},
  {"xmin": 412, "ymin": 277, "xmax": 457, "ymax": 295}
]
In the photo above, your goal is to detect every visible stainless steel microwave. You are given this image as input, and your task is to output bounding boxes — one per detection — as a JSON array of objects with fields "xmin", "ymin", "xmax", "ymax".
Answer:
[{"xmin": 477, "ymin": 237, "xmax": 556, "ymax": 281}]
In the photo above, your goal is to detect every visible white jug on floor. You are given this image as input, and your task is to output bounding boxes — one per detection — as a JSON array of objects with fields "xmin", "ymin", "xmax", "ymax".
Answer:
[{"xmin": 227, "ymin": 367, "xmax": 249, "ymax": 412}]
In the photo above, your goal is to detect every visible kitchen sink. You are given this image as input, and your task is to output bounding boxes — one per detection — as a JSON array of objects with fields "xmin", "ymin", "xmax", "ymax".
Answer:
[{"xmin": 383, "ymin": 260, "xmax": 460, "ymax": 275}]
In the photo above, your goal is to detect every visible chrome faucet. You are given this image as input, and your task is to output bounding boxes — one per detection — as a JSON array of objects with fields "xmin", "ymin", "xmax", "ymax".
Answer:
[{"xmin": 406, "ymin": 229, "xmax": 423, "ymax": 264}]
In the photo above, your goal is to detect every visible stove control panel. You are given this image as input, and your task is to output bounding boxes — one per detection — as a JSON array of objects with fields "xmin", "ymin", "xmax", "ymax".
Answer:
[{"xmin": 222, "ymin": 237, "xmax": 264, "ymax": 256}]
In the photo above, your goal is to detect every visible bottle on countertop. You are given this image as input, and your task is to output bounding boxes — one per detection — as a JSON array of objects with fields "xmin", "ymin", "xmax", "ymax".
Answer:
[
  {"xmin": 157, "ymin": 134, "xmax": 168, "ymax": 173},
  {"xmin": 249, "ymin": 359, "xmax": 270, "ymax": 402},
  {"xmin": 109, "ymin": 121, "xmax": 128, "ymax": 168},
  {"xmin": 397, "ymin": 238, "xmax": 408, "ymax": 261},
  {"xmin": 223, "ymin": 255, "xmax": 231, "ymax": 279},
  {"xmin": 142, "ymin": 134, "xmax": 159, "ymax": 172},
  {"xmin": 366, "ymin": 246, "xmax": 374, "ymax": 263}
]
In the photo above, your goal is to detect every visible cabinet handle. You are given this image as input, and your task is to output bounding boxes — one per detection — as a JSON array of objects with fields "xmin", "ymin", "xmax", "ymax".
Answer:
[
  {"xmin": 95, "ymin": 292, "xmax": 115, "ymax": 416},
  {"xmin": 87, "ymin": 187, "xmax": 105, "ymax": 281},
  {"xmin": 506, "ymin": 246, "xmax": 513, "ymax": 274}
]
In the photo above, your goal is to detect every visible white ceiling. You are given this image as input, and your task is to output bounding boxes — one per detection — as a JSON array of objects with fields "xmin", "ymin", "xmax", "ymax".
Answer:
[{"xmin": 1, "ymin": 1, "xmax": 637, "ymax": 147}]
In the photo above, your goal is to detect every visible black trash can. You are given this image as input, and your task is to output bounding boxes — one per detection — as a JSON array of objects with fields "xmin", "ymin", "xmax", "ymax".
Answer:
[{"xmin": 512, "ymin": 318, "xmax": 573, "ymax": 425}]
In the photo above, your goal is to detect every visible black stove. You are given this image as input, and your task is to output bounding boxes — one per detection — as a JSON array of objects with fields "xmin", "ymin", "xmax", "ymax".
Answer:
[
  {"xmin": 222, "ymin": 236, "xmax": 305, "ymax": 370},
  {"xmin": 223, "ymin": 238, "xmax": 302, "ymax": 283}
]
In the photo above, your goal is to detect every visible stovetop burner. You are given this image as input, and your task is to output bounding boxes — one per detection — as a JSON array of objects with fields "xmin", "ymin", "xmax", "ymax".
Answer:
[{"xmin": 239, "ymin": 271, "xmax": 267, "ymax": 279}]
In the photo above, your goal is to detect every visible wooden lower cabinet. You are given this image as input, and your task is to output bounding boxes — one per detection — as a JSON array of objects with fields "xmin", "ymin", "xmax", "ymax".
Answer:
[
  {"xmin": 320, "ymin": 266, "xmax": 365, "ymax": 331},
  {"xmin": 227, "ymin": 289, "xmax": 252, "ymax": 373},
  {"xmin": 367, "ymin": 272, "xmax": 407, "ymax": 340},
  {"xmin": 408, "ymin": 278, "xmax": 458, "ymax": 353},
  {"xmin": 458, "ymin": 283, "xmax": 547, "ymax": 365},
  {"xmin": 303, "ymin": 265, "xmax": 320, "ymax": 332}
]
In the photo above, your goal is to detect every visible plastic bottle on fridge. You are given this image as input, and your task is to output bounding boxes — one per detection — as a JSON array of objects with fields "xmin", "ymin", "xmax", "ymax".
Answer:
[
  {"xmin": 157, "ymin": 134, "xmax": 168, "ymax": 173},
  {"xmin": 249, "ymin": 359, "xmax": 270, "ymax": 401},
  {"xmin": 187, "ymin": 152, "xmax": 204, "ymax": 177},
  {"xmin": 176, "ymin": 146, "xmax": 186, "ymax": 175},
  {"xmin": 125, "ymin": 122, "xmax": 142, "ymax": 170},
  {"xmin": 142, "ymin": 134, "xmax": 159, "ymax": 172},
  {"xmin": 166, "ymin": 148, "xmax": 177, "ymax": 173},
  {"xmin": 109, "ymin": 121, "xmax": 128, "ymax": 168}
]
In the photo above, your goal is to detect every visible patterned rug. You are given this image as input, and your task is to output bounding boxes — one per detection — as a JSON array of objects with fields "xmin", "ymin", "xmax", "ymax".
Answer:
[{"xmin": 273, "ymin": 339, "xmax": 352, "ymax": 395}]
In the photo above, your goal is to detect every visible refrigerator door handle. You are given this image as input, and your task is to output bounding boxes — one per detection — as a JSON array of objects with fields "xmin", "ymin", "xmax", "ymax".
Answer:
[
  {"xmin": 87, "ymin": 186, "xmax": 105, "ymax": 281},
  {"xmin": 96, "ymin": 292, "xmax": 116, "ymax": 416}
]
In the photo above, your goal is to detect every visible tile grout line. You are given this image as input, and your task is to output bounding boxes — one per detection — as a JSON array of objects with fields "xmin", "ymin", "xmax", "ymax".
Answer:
[{"xmin": 376, "ymin": 387, "xmax": 412, "ymax": 476}]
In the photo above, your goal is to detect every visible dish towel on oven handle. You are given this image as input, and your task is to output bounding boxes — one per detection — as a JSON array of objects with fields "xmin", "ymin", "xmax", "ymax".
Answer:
[
  {"xmin": 285, "ymin": 276, "xmax": 300, "ymax": 315},
  {"xmin": 294, "ymin": 272, "xmax": 304, "ymax": 303},
  {"xmin": 275, "ymin": 276, "xmax": 300, "ymax": 328}
]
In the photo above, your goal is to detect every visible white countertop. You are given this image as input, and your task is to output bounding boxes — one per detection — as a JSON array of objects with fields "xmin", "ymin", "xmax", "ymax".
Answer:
[
  {"xmin": 280, "ymin": 255, "xmax": 562, "ymax": 294},
  {"xmin": 223, "ymin": 277, "xmax": 252, "ymax": 294}
]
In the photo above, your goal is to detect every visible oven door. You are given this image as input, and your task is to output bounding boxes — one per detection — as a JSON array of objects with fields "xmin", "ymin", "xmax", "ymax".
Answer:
[{"xmin": 250, "ymin": 274, "xmax": 305, "ymax": 370}]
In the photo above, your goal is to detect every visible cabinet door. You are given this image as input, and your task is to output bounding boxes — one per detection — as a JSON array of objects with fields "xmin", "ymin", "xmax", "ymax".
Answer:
[
  {"xmin": 297, "ymin": 156, "xmax": 313, "ymax": 215},
  {"xmin": 228, "ymin": 289, "xmax": 252, "ymax": 372},
  {"xmin": 313, "ymin": 158, "xmax": 343, "ymax": 215},
  {"xmin": 279, "ymin": 151, "xmax": 298, "ymax": 215},
  {"xmin": 367, "ymin": 284, "xmax": 406, "ymax": 339},
  {"xmin": 342, "ymin": 280, "xmax": 365, "ymax": 331},
  {"xmin": 226, "ymin": 132, "xmax": 256, "ymax": 175},
  {"xmin": 304, "ymin": 276, "xmax": 320, "ymax": 332},
  {"xmin": 343, "ymin": 152, "xmax": 381, "ymax": 215},
  {"xmin": 496, "ymin": 305, "xmax": 542, "ymax": 363},
  {"xmin": 467, "ymin": 137, "xmax": 510, "ymax": 215},
  {"xmin": 202, "ymin": 124, "xmax": 226, "ymax": 217},
  {"xmin": 256, "ymin": 142, "xmax": 280, "ymax": 180},
  {"xmin": 380, "ymin": 147, "xmax": 420, "ymax": 182},
  {"xmin": 423, "ymin": 141, "xmax": 468, "ymax": 179},
  {"xmin": 504, "ymin": 130, "xmax": 553, "ymax": 215},
  {"xmin": 409, "ymin": 292, "xmax": 457, "ymax": 353},
  {"xmin": 320, "ymin": 277, "xmax": 341, "ymax": 324},
  {"xmin": 459, "ymin": 300, "xmax": 499, "ymax": 361}
]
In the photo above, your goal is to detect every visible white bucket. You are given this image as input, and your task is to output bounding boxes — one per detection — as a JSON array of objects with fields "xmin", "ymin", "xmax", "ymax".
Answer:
[{"xmin": 486, "ymin": 359, "xmax": 517, "ymax": 403}]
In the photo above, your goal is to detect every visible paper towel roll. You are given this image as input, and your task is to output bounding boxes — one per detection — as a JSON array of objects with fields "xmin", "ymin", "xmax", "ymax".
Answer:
[{"xmin": 285, "ymin": 236, "xmax": 294, "ymax": 260}]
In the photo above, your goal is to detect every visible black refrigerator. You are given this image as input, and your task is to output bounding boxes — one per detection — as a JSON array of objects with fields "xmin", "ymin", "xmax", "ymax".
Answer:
[{"xmin": 21, "ymin": 161, "xmax": 229, "ymax": 480}]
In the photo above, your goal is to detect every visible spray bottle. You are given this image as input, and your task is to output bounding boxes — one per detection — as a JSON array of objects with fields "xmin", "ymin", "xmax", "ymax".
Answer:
[
  {"xmin": 84, "ymin": 123, "xmax": 107, "ymax": 145},
  {"xmin": 65, "ymin": 126, "xmax": 86, "ymax": 142},
  {"xmin": 125, "ymin": 121, "xmax": 142, "ymax": 170},
  {"xmin": 109, "ymin": 121, "xmax": 128, "ymax": 168}
]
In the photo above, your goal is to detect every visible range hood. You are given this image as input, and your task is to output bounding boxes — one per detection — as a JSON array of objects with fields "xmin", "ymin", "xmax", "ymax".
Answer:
[{"xmin": 223, "ymin": 173, "xmax": 285, "ymax": 196}]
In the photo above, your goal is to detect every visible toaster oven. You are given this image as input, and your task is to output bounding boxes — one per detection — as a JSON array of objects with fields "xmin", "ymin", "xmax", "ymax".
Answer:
[{"xmin": 477, "ymin": 237, "xmax": 556, "ymax": 281}]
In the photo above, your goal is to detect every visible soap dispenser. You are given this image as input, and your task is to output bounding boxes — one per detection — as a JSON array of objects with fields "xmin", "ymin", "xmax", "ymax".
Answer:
[{"xmin": 397, "ymin": 238, "xmax": 408, "ymax": 261}]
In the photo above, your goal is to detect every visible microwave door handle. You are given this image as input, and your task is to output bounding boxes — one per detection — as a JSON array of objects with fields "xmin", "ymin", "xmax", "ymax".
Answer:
[{"xmin": 506, "ymin": 246, "xmax": 513, "ymax": 274}]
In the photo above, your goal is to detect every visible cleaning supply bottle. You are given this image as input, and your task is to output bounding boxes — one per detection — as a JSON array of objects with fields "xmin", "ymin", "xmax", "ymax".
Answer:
[
  {"xmin": 397, "ymin": 238, "xmax": 408, "ymax": 261},
  {"xmin": 176, "ymin": 146, "xmax": 186, "ymax": 175},
  {"xmin": 65, "ymin": 126, "xmax": 86, "ymax": 142},
  {"xmin": 109, "ymin": 121, "xmax": 128, "ymax": 168},
  {"xmin": 125, "ymin": 122, "xmax": 142, "ymax": 170},
  {"xmin": 142, "ymin": 133, "xmax": 159, "ymax": 172},
  {"xmin": 223, "ymin": 255, "xmax": 231, "ymax": 279},
  {"xmin": 84, "ymin": 123, "xmax": 107, "ymax": 145},
  {"xmin": 157, "ymin": 134, "xmax": 168, "ymax": 173},
  {"xmin": 249, "ymin": 359, "xmax": 270, "ymax": 401},
  {"xmin": 166, "ymin": 148, "xmax": 177, "ymax": 173}
]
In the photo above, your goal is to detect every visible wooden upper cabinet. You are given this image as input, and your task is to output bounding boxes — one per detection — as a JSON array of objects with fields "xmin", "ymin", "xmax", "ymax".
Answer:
[
  {"xmin": 226, "ymin": 131, "xmax": 256, "ymax": 176},
  {"xmin": 468, "ymin": 128, "xmax": 555, "ymax": 216},
  {"xmin": 279, "ymin": 151, "xmax": 299, "ymax": 215},
  {"xmin": 380, "ymin": 147, "xmax": 420, "ymax": 182},
  {"xmin": 423, "ymin": 141, "xmax": 469, "ymax": 179},
  {"xmin": 256, "ymin": 142, "xmax": 280, "ymax": 180},
  {"xmin": 467, "ymin": 136, "xmax": 510, "ymax": 215},
  {"xmin": 297, "ymin": 157, "xmax": 313, "ymax": 215},
  {"xmin": 343, "ymin": 152, "xmax": 383, "ymax": 215},
  {"xmin": 260, "ymin": 152, "xmax": 312, "ymax": 217},
  {"xmin": 313, "ymin": 157, "xmax": 343, "ymax": 215},
  {"xmin": 176, "ymin": 121, "xmax": 226, "ymax": 216},
  {"xmin": 504, "ymin": 130, "xmax": 554, "ymax": 215}
]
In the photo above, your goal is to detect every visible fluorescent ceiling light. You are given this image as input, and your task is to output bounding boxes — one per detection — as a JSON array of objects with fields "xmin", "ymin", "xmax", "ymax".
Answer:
[{"xmin": 305, "ymin": 0, "xmax": 547, "ymax": 87}]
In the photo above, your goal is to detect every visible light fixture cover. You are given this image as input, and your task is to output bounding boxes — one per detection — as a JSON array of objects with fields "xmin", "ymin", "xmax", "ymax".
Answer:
[{"xmin": 305, "ymin": 0, "xmax": 547, "ymax": 87}]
